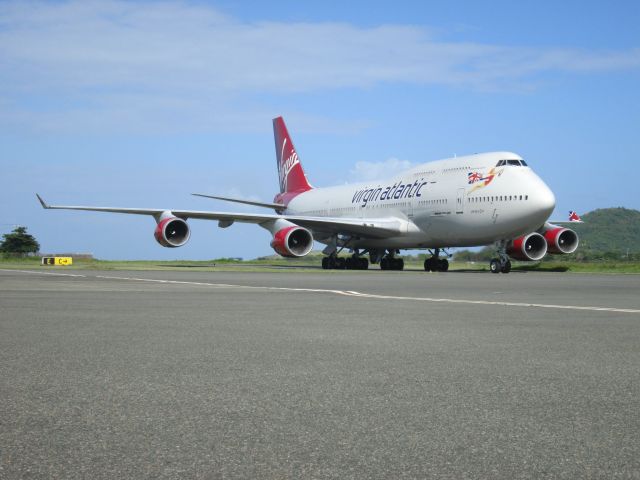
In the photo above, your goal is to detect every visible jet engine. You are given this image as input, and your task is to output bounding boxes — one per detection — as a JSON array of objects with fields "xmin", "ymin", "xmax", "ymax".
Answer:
[
  {"xmin": 507, "ymin": 232, "xmax": 547, "ymax": 261},
  {"xmin": 270, "ymin": 225, "xmax": 313, "ymax": 257},
  {"xmin": 154, "ymin": 216, "xmax": 190, "ymax": 248},
  {"xmin": 542, "ymin": 226, "xmax": 579, "ymax": 254}
]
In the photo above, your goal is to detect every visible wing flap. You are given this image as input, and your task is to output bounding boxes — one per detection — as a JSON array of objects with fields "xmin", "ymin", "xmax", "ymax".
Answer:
[{"xmin": 191, "ymin": 193, "xmax": 284, "ymax": 210}]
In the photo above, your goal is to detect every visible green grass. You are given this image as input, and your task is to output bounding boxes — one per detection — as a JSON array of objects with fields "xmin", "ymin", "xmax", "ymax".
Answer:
[{"xmin": 2, "ymin": 255, "xmax": 639, "ymax": 274}]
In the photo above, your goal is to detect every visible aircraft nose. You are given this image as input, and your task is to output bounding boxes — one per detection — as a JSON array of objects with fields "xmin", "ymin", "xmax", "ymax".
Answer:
[{"xmin": 536, "ymin": 182, "xmax": 556, "ymax": 215}]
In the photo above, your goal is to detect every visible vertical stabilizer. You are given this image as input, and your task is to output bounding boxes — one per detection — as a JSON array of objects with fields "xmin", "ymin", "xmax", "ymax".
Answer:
[
  {"xmin": 569, "ymin": 211, "xmax": 583, "ymax": 223},
  {"xmin": 273, "ymin": 117, "xmax": 313, "ymax": 194}
]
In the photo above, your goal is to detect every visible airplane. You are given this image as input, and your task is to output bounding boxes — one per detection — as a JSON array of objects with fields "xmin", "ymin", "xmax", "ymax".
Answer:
[{"xmin": 36, "ymin": 116, "xmax": 580, "ymax": 274}]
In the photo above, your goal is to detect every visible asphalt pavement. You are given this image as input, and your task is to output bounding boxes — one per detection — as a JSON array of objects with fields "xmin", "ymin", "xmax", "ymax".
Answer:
[{"xmin": 1, "ymin": 268, "xmax": 639, "ymax": 479}]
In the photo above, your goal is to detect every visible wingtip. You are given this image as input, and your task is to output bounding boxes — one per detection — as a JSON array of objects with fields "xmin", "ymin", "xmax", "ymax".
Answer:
[{"xmin": 36, "ymin": 193, "xmax": 49, "ymax": 209}]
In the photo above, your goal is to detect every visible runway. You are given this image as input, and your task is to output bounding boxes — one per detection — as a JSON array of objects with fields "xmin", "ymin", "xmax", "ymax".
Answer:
[{"xmin": 1, "ymin": 268, "xmax": 639, "ymax": 478}]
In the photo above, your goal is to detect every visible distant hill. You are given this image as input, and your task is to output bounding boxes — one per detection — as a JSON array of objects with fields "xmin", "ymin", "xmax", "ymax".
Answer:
[{"xmin": 570, "ymin": 207, "xmax": 640, "ymax": 254}]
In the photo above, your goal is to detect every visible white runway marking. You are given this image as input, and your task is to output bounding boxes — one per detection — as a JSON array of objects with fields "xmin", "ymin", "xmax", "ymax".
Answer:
[
  {"xmin": 0, "ymin": 268, "xmax": 87, "ymax": 278},
  {"xmin": 3, "ymin": 269, "xmax": 640, "ymax": 314}
]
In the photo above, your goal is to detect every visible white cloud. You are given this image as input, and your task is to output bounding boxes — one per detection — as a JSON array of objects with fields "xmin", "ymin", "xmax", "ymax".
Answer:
[
  {"xmin": 350, "ymin": 158, "xmax": 415, "ymax": 182},
  {"xmin": 1, "ymin": 0, "xmax": 639, "ymax": 133}
]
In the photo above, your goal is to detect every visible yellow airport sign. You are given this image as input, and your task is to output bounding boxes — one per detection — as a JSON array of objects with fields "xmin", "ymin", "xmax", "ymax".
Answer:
[{"xmin": 41, "ymin": 257, "xmax": 73, "ymax": 266}]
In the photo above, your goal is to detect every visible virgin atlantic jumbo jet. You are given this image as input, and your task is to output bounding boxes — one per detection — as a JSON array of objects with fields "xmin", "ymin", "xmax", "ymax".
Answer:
[{"xmin": 37, "ymin": 117, "xmax": 580, "ymax": 273}]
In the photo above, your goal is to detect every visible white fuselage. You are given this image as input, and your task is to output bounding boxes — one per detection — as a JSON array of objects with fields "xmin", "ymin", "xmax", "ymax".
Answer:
[{"xmin": 284, "ymin": 152, "xmax": 556, "ymax": 249}]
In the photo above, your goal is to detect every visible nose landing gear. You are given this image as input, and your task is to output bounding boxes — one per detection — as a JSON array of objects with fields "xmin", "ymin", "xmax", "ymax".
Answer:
[
  {"xmin": 489, "ymin": 257, "xmax": 511, "ymax": 273},
  {"xmin": 489, "ymin": 242, "xmax": 512, "ymax": 273}
]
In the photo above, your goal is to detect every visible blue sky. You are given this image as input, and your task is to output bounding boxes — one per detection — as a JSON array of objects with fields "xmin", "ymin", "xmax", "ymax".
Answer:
[{"xmin": 1, "ymin": 0, "xmax": 639, "ymax": 259}]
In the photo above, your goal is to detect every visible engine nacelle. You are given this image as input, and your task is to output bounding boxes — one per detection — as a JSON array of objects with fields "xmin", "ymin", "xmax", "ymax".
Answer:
[
  {"xmin": 542, "ymin": 226, "xmax": 579, "ymax": 254},
  {"xmin": 270, "ymin": 225, "xmax": 313, "ymax": 257},
  {"xmin": 154, "ymin": 217, "xmax": 190, "ymax": 248},
  {"xmin": 507, "ymin": 232, "xmax": 548, "ymax": 261}
]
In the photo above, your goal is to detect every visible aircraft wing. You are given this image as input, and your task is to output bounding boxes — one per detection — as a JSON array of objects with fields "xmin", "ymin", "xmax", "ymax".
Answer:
[{"xmin": 36, "ymin": 194, "xmax": 408, "ymax": 239}]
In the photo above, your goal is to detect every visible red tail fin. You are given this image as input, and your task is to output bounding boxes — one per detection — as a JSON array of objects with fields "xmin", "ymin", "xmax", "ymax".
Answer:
[
  {"xmin": 273, "ymin": 117, "xmax": 313, "ymax": 194},
  {"xmin": 569, "ymin": 211, "xmax": 583, "ymax": 223}
]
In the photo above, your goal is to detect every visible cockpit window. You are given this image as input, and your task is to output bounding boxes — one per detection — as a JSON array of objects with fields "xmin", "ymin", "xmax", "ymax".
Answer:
[{"xmin": 496, "ymin": 159, "xmax": 527, "ymax": 167}]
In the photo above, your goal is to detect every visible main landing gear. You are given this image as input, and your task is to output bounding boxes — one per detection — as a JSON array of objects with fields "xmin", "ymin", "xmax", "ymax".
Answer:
[
  {"xmin": 380, "ymin": 252, "xmax": 404, "ymax": 271},
  {"xmin": 321, "ymin": 253, "xmax": 369, "ymax": 270},
  {"xmin": 489, "ymin": 242, "xmax": 512, "ymax": 274},
  {"xmin": 423, "ymin": 248, "xmax": 449, "ymax": 272}
]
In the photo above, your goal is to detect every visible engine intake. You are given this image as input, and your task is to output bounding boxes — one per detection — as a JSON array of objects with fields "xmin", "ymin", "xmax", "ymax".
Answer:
[
  {"xmin": 507, "ymin": 232, "xmax": 547, "ymax": 261},
  {"xmin": 154, "ymin": 217, "xmax": 190, "ymax": 248},
  {"xmin": 270, "ymin": 226, "xmax": 313, "ymax": 257},
  {"xmin": 543, "ymin": 227, "xmax": 579, "ymax": 254}
]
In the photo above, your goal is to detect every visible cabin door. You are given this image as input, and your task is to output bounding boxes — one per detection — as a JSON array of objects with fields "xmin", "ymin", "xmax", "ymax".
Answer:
[{"xmin": 456, "ymin": 188, "xmax": 465, "ymax": 214}]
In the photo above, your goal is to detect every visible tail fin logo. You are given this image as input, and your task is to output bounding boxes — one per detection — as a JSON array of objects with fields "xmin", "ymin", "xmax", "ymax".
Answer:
[
  {"xmin": 273, "ymin": 116, "xmax": 312, "ymax": 195},
  {"xmin": 569, "ymin": 211, "xmax": 583, "ymax": 223},
  {"xmin": 279, "ymin": 138, "xmax": 300, "ymax": 192}
]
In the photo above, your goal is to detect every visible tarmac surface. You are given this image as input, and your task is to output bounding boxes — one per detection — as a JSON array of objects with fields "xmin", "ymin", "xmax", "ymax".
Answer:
[{"xmin": 1, "ymin": 268, "xmax": 640, "ymax": 479}]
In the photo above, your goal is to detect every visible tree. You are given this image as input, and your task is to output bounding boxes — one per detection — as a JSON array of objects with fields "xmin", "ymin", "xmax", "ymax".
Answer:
[{"xmin": 0, "ymin": 226, "xmax": 40, "ymax": 256}]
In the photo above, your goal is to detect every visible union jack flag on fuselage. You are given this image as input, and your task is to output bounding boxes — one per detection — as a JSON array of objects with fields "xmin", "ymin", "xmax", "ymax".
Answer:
[{"xmin": 468, "ymin": 172, "xmax": 484, "ymax": 184}]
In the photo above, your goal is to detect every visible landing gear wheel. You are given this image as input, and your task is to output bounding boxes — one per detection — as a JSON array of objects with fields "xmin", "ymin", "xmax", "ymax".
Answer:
[
  {"xmin": 491, "ymin": 241, "xmax": 512, "ymax": 274},
  {"xmin": 490, "ymin": 258, "xmax": 501, "ymax": 274},
  {"xmin": 424, "ymin": 248, "xmax": 448, "ymax": 272},
  {"xmin": 323, "ymin": 256, "xmax": 351, "ymax": 270},
  {"xmin": 345, "ymin": 256, "xmax": 369, "ymax": 270},
  {"xmin": 381, "ymin": 256, "xmax": 402, "ymax": 270}
]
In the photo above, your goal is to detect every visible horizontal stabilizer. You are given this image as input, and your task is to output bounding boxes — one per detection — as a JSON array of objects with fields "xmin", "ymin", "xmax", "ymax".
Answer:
[{"xmin": 192, "ymin": 193, "xmax": 285, "ymax": 210}]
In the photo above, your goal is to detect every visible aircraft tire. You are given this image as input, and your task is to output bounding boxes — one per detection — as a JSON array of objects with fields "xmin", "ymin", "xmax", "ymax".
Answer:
[
  {"xmin": 359, "ymin": 258, "xmax": 369, "ymax": 270},
  {"xmin": 438, "ymin": 259, "xmax": 449, "ymax": 272},
  {"xmin": 322, "ymin": 257, "xmax": 329, "ymax": 269},
  {"xmin": 394, "ymin": 258, "xmax": 404, "ymax": 271},
  {"xmin": 490, "ymin": 258, "xmax": 501, "ymax": 274},
  {"xmin": 502, "ymin": 260, "xmax": 512, "ymax": 274}
]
